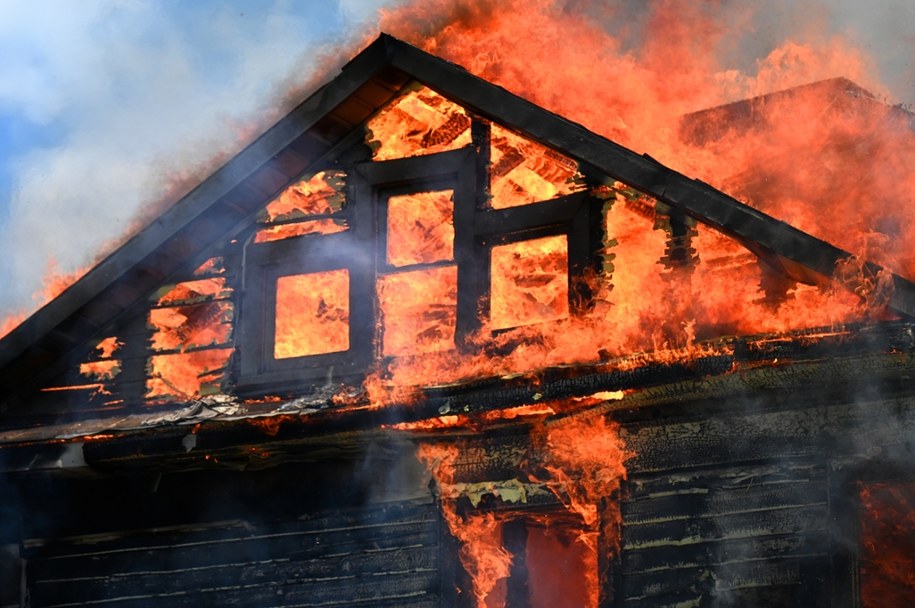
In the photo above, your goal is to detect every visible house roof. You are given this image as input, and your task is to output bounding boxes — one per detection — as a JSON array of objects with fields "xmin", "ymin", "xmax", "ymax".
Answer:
[{"xmin": 2, "ymin": 33, "xmax": 914, "ymax": 404}]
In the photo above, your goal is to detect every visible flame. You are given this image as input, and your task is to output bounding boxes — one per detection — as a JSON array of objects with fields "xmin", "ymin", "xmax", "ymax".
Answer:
[
  {"xmin": 386, "ymin": 190, "xmax": 455, "ymax": 266},
  {"xmin": 490, "ymin": 124, "xmax": 581, "ymax": 209},
  {"xmin": 490, "ymin": 235, "xmax": 569, "ymax": 330},
  {"xmin": 254, "ymin": 218, "xmax": 347, "ymax": 243},
  {"xmin": 147, "ymin": 348, "xmax": 232, "ymax": 401},
  {"xmin": 368, "ymin": 86, "xmax": 471, "ymax": 160},
  {"xmin": 275, "ymin": 270, "xmax": 350, "ymax": 358},
  {"xmin": 416, "ymin": 411, "xmax": 629, "ymax": 607},
  {"xmin": 417, "ymin": 443, "xmax": 513, "ymax": 607},
  {"xmin": 379, "ymin": 265, "xmax": 457, "ymax": 356},
  {"xmin": 262, "ymin": 170, "xmax": 346, "ymax": 221}
]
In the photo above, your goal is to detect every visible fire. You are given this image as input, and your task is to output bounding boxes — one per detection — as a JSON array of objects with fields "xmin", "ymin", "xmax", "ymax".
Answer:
[
  {"xmin": 275, "ymin": 270, "xmax": 350, "ymax": 358},
  {"xmin": 489, "ymin": 124, "xmax": 581, "ymax": 209},
  {"xmin": 417, "ymin": 443, "xmax": 514, "ymax": 607},
  {"xmin": 490, "ymin": 235, "xmax": 569, "ymax": 330},
  {"xmin": 367, "ymin": 86, "xmax": 471, "ymax": 160},
  {"xmin": 262, "ymin": 170, "xmax": 346, "ymax": 220},
  {"xmin": 416, "ymin": 411, "xmax": 630, "ymax": 607},
  {"xmin": 147, "ymin": 348, "xmax": 232, "ymax": 401},
  {"xmin": 386, "ymin": 190, "xmax": 454, "ymax": 266},
  {"xmin": 378, "ymin": 265, "xmax": 457, "ymax": 356},
  {"xmin": 858, "ymin": 481, "xmax": 915, "ymax": 607},
  {"xmin": 254, "ymin": 218, "xmax": 347, "ymax": 243}
]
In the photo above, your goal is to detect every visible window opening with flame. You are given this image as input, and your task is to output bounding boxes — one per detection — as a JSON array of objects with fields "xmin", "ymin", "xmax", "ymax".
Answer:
[
  {"xmin": 380, "ymin": 189, "xmax": 459, "ymax": 356},
  {"xmin": 238, "ymin": 109, "xmax": 603, "ymax": 394},
  {"xmin": 490, "ymin": 235, "xmax": 570, "ymax": 331},
  {"xmin": 367, "ymin": 84, "xmax": 471, "ymax": 161},
  {"xmin": 255, "ymin": 170, "xmax": 347, "ymax": 244},
  {"xmin": 489, "ymin": 123, "xmax": 583, "ymax": 209},
  {"xmin": 274, "ymin": 270, "xmax": 350, "ymax": 359},
  {"xmin": 146, "ymin": 276, "xmax": 234, "ymax": 401}
]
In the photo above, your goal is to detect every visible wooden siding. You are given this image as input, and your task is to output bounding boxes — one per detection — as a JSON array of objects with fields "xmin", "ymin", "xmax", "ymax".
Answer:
[{"xmin": 23, "ymin": 502, "xmax": 441, "ymax": 608}]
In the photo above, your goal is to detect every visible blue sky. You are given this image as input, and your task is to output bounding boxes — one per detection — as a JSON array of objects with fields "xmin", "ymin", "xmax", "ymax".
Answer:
[{"xmin": 0, "ymin": 0, "xmax": 912, "ymax": 322}]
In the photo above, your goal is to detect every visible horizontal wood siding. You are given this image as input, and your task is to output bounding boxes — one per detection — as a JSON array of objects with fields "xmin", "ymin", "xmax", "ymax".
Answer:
[
  {"xmin": 619, "ymin": 461, "xmax": 830, "ymax": 607},
  {"xmin": 24, "ymin": 502, "xmax": 441, "ymax": 608}
]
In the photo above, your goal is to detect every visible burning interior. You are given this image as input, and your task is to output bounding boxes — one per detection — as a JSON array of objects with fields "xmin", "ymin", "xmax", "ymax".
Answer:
[{"xmin": 1, "ymin": 34, "xmax": 915, "ymax": 607}]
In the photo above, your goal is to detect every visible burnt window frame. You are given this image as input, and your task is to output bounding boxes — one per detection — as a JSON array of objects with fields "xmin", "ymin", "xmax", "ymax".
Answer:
[
  {"xmin": 354, "ymin": 147, "xmax": 478, "ymax": 353},
  {"xmin": 237, "ymin": 229, "xmax": 375, "ymax": 392},
  {"xmin": 474, "ymin": 191, "xmax": 605, "ymax": 333},
  {"xmin": 235, "ymin": 116, "xmax": 606, "ymax": 394},
  {"xmin": 830, "ymin": 457, "xmax": 915, "ymax": 608}
]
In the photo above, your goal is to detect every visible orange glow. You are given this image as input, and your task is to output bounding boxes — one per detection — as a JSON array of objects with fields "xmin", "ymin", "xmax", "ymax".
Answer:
[
  {"xmin": 262, "ymin": 170, "xmax": 346, "ymax": 222},
  {"xmin": 94, "ymin": 337, "xmax": 121, "ymax": 359},
  {"xmin": 386, "ymin": 190, "xmax": 454, "ymax": 267},
  {"xmin": 490, "ymin": 235, "xmax": 569, "ymax": 330},
  {"xmin": 367, "ymin": 85, "xmax": 471, "ymax": 160},
  {"xmin": 147, "ymin": 348, "xmax": 232, "ymax": 400},
  {"xmin": 274, "ymin": 270, "xmax": 350, "ymax": 358},
  {"xmin": 539, "ymin": 416, "xmax": 629, "ymax": 550},
  {"xmin": 193, "ymin": 257, "xmax": 225, "ymax": 276},
  {"xmin": 378, "ymin": 265, "xmax": 457, "ymax": 356},
  {"xmin": 247, "ymin": 415, "xmax": 297, "ymax": 436},
  {"xmin": 526, "ymin": 520, "xmax": 597, "ymax": 608},
  {"xmin": 859, "ymin": 481, "xmax": 915, "ymax": 607},
  {"xmin": 254, "ymin": 218, "xmax": 347, "ymax": 243},
  {"xmin": 490, "ymin": 124, "xmax": 581, "ymax": 209}
]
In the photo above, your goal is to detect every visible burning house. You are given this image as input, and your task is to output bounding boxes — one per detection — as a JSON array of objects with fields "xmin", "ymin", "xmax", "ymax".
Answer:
[{"xmin": 2, "ymin": 34, "xmax": 915, "ymax": 607}]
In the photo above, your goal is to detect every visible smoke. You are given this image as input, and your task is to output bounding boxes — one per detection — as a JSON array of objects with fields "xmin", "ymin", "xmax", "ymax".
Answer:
[
  {"xmin": 0, "ymin": 0, "xmax": 397, "ymax": 320},
  {"xmin": 0, "ymin": 0, "xmax": 912, "ymax": 326}
]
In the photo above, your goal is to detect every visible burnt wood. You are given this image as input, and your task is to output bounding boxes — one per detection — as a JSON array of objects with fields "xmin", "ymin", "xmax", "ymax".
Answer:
[{"xmin": 3, "ymin": 33, "xmax": 914, "ymax": 418}]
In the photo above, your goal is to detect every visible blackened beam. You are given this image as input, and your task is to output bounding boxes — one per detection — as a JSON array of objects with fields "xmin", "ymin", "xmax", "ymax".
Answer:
[
  {"xmin": 23, "ymin": 321, "xmax": 911, "ymax": 471},
  {"xmin": 379, "ymin": 34, "xmax": 915, "ymax": 318}
]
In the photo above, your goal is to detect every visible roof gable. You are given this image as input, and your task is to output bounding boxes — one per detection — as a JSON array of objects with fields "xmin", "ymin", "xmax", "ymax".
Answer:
[{"xmin": 1, "ymin": 34, "xmax": 913, "ymax": 419}]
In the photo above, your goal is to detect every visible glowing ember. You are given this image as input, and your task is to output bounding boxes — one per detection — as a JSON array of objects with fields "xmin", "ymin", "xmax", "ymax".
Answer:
[
  {"xmin": 378, "ymin": 265, "xmax": 457, "ymax": 356},
  {"xmin": 490, "ymin": 235, "xmax": 569, "ymax": 330},
  {"xmin": 858, "ymin": 481, "xmax": 915, "ymax": 608},
  {"xmin": 274, "ymin": 270, "xmax": 350, "ymax": 359},
  {"xmin": 367, "ymin": 85, "xmax": 471, "ymax": 160},
  {"xmin": 386, "ymin": 190, "xmax": 454, "ymax": 267},
  {"xmin": 254, "ymin": 218, "xmax": 347, "ymax": 243}
]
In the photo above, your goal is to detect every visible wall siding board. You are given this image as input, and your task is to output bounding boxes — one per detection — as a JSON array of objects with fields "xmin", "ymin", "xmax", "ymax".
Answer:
[{"xmin": 25, "ymin": 502, "xmax": 441, "ymax": 608}]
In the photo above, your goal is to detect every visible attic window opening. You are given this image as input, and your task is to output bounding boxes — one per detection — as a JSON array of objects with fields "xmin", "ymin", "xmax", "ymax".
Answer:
[
  {"xmin": 274, "ymin": 270, "xmax": 350, "ymax": 359},
  {"xmin": 146, "ymin": 277, "xmax": 235, "ymax": 401},
  {"xmin": 491, "ymin": 234, "xmax": 570, "ymax": 330},
  {"xmin": 367, "ymin": 84, "xmax": 471, "ymax": 160},
  {"xmin": 490, "ymin": 123, "xmax": 582, "ymax": 209},
  {"xmin": 257, "ymin": 170, "xmax": 347, "ymax": 244}
]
